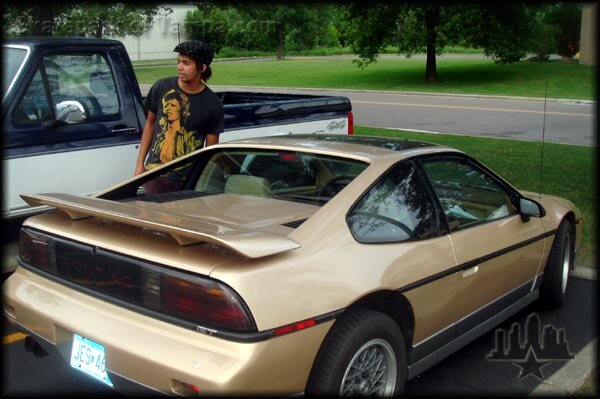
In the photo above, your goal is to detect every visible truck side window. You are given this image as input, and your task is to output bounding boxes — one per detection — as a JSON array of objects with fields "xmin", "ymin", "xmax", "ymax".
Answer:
[
  {"xmin": 43, "ymin": 54, "xmax": 119, "ymax": 119},
  {"xmin": 12, "ymin": 67, "xmax": 52, "ymax": 123}
]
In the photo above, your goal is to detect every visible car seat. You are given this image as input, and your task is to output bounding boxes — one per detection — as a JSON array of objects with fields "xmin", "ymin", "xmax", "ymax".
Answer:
[{"xmin": 224, "ymin": 175, "xmax": 274, "ymax": 198}]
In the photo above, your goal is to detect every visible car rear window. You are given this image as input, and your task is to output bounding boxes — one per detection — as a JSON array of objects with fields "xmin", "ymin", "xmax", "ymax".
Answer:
[
  {"xmin": 109, "ymin": 149, "xmax": 369, "ymax": 207},
  {"xmin": 192, "ymin": 149, "xmax": 368, "ymax": 205}
]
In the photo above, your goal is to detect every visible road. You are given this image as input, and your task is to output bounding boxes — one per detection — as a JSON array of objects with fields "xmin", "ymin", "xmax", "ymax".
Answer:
[
  {"xmin": 3, "ymin": 278, "xmax": 596, "ymax": 395},
  {"xmin": 198, "ymin": 85, "xmax": 595, "ymax": 147}
]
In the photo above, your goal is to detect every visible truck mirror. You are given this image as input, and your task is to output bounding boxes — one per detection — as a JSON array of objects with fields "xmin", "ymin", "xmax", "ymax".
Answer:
[{"xmin": 55, "ymin": 100, "xmax": 87, "ymax": 124}]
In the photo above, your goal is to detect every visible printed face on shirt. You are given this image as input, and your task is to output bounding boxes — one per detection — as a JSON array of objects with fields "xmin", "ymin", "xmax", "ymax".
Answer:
[{"xmin": 163, "ymin": 98, "xmax": 181, "ymax": 123}]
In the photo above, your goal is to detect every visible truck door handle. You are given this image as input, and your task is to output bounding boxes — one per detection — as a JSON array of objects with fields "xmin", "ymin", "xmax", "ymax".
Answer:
[{"xmin": 111, "ymin": 126, "xmax": 137, "ymax": 135}]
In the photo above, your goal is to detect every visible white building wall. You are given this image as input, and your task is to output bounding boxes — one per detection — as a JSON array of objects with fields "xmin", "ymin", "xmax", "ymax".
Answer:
[{"xmin": 110, "ymin": 4, "xmax": 197, "ymax": 61}]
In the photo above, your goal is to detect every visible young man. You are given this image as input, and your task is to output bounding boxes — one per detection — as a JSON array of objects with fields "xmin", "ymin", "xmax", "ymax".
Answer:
[{"xmin": 135, "ymin": 40, "xmax": 224, "ymax": 195}]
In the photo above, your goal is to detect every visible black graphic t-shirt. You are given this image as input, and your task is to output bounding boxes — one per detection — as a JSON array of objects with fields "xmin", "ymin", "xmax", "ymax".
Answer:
[{"xmin": 143, "ymin": 77, "xmax": 224, "ymax": 178}]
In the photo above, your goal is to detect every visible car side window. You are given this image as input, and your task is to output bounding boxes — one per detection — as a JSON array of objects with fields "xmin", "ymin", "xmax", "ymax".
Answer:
[
  {"xmin": 12, "ymin": 67, "xmax": 52, "ymax": 123},
  {"xmin": 347, "ymin": 161, "xmax": 441, "ymax": 243},
  {"xmin": 43, "ymin": 54, "xmax": 119, "ymax": 118},
  {"xmin": 420, "ymin": 158, "xmax": 516, "ymax": 231}
]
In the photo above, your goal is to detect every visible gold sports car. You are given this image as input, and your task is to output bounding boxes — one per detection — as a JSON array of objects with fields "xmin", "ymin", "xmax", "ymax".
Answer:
[{"xmin": 3, "ymin": 135, "xmax": 581, "ymax": 396}]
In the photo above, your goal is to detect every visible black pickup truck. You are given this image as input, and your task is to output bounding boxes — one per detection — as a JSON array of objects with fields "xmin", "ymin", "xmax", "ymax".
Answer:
[{"xmin": 2, "ymin": 37, "xmax": 353, "ymax": 221}]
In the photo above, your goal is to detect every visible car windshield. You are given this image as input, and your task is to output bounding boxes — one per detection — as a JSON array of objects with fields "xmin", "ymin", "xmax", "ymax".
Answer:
[
  {"xmin": 2, "ymin": 46, "xmax": 28, "ymax": 98},
  {"xmin": 105, "ymin": 148, "xmax": 369, "ymax": 206}
]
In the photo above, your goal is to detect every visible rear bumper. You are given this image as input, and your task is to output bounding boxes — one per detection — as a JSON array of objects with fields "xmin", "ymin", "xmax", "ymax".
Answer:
[
  {"xmin": 7, "ymin": 318, "xmax": 163, "ymax": 395},
  {"xmin": 3, "ymin": 266, "xmax": 332, "ymax": 396}
]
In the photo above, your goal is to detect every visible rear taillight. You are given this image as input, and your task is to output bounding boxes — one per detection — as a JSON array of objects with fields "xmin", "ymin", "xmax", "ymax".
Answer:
[
  {"xmin": 347, "ymin": 111, "xmax": 354, "ymax": 135},
  {"xmin": 18, "ymin": 228, "xmax": 256, "ymax": 334},
  {"xmin": 19, "ymin": 228, "xmax": 53, "ymax": 272},
  {"xmin": 160, "ymin": 274, "xmax": 254, "ymax": 332}
]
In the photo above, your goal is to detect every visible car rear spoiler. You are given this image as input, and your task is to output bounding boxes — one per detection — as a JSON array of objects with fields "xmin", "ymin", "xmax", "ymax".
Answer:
[{"xmin": 20, "ymin": 193, "xmax": 301, "ymax": 259}]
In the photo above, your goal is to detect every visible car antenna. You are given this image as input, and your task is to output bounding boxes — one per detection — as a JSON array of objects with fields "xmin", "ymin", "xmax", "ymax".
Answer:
[{"xmin": 538, "ymin": 68, "xmax": 548, "ymax": 198}]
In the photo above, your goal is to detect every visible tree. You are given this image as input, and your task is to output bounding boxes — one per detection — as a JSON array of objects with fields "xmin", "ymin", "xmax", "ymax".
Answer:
[
  {"xmin": 2, "ymin": 2, "xmax": 67, "ymax": 37},
  {"xmin": 543, "ymin": 2, "xmax": 582, "ymax": 58},
  {"xmin": 237, "ymin": 3, "xmax": 337, "ymax": 59},
  {"xmin": 3, "ymin": 2, "xmax": 170, "ymax": 38},
  {"xmin": 184, "ymin": 4, "xmax": 251, "ymax": 53},
  {"xmin": 54, "ymin": 3, "xmax": 172, "ymax": 38},
  {"xmin": 346, "ymin": 2, "xmax": 537, "ymax": 83},
  {"xmin": 184, "ymin": 3, "xmax": 340, "ymax": 58}
]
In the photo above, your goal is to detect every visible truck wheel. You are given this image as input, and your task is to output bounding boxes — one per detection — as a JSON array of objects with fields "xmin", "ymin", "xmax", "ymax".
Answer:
[
  {"xmin": 540, "ymin": 220, "xmax": 573, "ymax": 308},
  {"xmin": 307, "ymin": 309, "xmax": 406, "ymax": 397}
]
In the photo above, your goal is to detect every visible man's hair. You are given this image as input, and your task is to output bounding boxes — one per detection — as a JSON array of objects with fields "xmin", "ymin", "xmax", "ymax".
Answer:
[
  {"xmin": 201, "ymin": 65, "xmax": 212, "ymax": 81},
  {"xmin": 174, "ymin": 40, "xmax": 213, "ymax": 81}
]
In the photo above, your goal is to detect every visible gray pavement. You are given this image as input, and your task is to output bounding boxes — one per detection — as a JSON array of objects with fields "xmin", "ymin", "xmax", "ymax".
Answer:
[
  {"xmin": 140, "ymin": 84, "xmax": 596, "ymax": 146},
  {"xmin": 213, "ymin": 85, "xmax": 597, "ymax": 147},
  {"xmin": 531, "ymin": 337, "xmax": 597, "ymax": 395},
  {"xmin": 3, "ymin": 275, "xmax": 595, "ymax": 396}
]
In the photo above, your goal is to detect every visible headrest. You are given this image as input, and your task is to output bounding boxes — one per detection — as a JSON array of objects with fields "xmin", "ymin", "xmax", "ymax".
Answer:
[
  {"xmin": 224, "ymin": 175, "xmax": 273, "ymax": 198},
  {"xmin": 90, "ymin": 70, "xmax": 115, "ymax": 95}
]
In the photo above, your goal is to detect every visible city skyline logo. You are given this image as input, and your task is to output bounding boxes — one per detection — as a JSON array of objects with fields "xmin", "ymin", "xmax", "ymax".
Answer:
[{"xmin": 487, "ymin": 313, "xmax": 574, "ymax": 381}]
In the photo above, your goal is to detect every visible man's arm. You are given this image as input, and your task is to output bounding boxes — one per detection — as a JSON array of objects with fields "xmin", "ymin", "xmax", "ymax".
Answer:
[
  {"xmin": 135, "ymin": 111, "xmax": 157, "ymax": 176},
  {"xmin": 205, "ymin": 133, "xmax": 219, "ymax": 147}
]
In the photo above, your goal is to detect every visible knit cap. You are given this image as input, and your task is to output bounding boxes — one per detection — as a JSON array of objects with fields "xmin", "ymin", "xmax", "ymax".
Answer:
[{"xmin": 173, "ymin": 40, "xmax": 213, "ymax": 65}]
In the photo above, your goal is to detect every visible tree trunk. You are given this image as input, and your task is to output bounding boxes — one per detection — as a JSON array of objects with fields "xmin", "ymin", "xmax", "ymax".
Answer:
[
  {"xmin": 424, "ymin": 3, "xmax": 440, "ymax": 83},
  {"xmin": 276, "ymin": 23, "xmax": 285, "ymax": 60},
  {"xmin": 95, "ymin": 17, "xmax": 104, "ymax": 38}
]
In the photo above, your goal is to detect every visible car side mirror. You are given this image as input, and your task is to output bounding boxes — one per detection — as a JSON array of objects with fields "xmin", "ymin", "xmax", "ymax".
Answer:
[
  {"xmin": 55, "ymin": 100, "xmax": 87, "ymax": 124},
  {"xmin": 519, "ymin": 197, "xmax": 545, "ymax": 222}
]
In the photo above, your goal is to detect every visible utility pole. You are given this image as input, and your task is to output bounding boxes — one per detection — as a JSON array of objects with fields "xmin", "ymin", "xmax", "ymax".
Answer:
[{"xmin": 579, "ymin": 3, "xmax": 598, "ymax": 65}]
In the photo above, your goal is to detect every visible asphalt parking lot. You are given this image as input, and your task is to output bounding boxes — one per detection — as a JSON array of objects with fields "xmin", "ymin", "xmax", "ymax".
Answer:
[{"xmin": 2, "ymin": 275, "xmax": 596, "ymax": 396}]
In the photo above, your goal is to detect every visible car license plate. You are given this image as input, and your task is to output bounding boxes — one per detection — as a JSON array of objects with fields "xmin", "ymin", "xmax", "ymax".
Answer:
[{"xmin": 70, "ymin": 334, "xmax": 113, "ymax": 387}]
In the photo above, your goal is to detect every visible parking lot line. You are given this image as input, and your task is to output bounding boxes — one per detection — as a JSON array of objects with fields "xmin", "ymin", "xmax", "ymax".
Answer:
[
  {"xmin": 353, "ymin": 100, "xmax": 591, "ymax": 117},
  {"xmin": 3, "ymin": 332, "xmax": 26, "ymax": 345}
]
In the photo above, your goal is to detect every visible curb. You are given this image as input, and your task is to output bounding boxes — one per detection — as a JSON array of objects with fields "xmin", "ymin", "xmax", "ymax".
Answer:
[
  {"xmin": 138, "ymin": 83, "xmax": 595, "ymax": 105},
  {"xmin": 530, "ymin": 338, "xmax": 598, "ymax": 396},
  {"xmin": 570, "ymin": 266, "xmax": 598, "ymax": 281}
]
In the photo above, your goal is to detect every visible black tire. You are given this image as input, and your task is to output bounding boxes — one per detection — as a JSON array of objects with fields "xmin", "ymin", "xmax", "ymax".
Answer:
[
  {"xmin": 306, "ymin": 309, "xmax": 407, "ymax": 397},
  {"xmin": 540, "ymin": 220, "xmax": 573, "ymax": 308}
]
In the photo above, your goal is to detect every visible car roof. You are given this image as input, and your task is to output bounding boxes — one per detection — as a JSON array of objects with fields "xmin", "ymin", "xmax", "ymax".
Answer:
[
  {"xmin": 3, "ymin": 37, "xmax": 121, "ymax": 48},
  {"xmin": 227, "ymin": 134, "xmax": 459, "ymax": 161}
]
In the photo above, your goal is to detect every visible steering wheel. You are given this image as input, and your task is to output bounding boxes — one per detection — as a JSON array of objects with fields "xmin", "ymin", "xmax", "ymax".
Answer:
[
  {"xmin": 271, "ymin": 180, "xmax": 287, "ymax": 190},
  {"xmin": 350, "ymin": 211, "xmax": 414, "ymax": 238},
  {"xmin": 318, "ymin": 175, "xmax": 354, "ymax": 198}
]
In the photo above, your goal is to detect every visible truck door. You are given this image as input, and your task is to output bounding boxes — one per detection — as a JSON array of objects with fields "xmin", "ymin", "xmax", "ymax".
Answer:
[{"xmin": 2, "ymin": 47, "xmax": 143, "ymax": 219}]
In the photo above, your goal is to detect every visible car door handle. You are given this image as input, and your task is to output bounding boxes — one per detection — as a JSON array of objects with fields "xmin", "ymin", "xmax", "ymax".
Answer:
[
  {"xmin": 462, "ymin": 265, "xmax": 479, "ymax": 278},
  {"xmin": 112, "ymin": 126, "xmax": 137, "ymax": 135}
]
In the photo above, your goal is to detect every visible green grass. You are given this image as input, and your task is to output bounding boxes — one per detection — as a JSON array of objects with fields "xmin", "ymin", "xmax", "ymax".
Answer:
[
  {"xmin": 134, "ymin": 57, "xmax": 596, "ymax": 100},
  {"xmin": 354, "ymin": 125, "xmax": 597, "ymax": 267}
]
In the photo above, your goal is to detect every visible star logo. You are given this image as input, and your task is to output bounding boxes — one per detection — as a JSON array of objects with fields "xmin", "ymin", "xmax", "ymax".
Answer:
[
  {"xmin": 512, "ymin": 346, "xmax": 550, "ymax": 381},
  {"xmin": 486, "ymin": 313, "xmax": 573, "ymax": 382}
]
